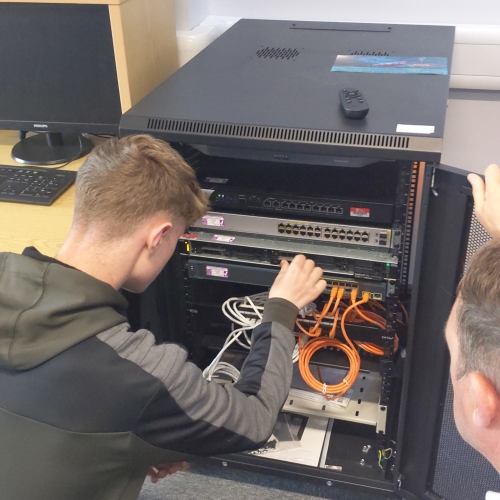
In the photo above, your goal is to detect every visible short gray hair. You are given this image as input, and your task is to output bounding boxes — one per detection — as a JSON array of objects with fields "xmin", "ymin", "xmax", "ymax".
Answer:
[{"xmin": 456, "ymin": 238, "xmax": 500, "ymax": 391}]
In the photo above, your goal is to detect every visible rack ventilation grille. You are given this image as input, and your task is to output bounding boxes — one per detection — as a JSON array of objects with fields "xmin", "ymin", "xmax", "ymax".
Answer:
[
  {"xmin": 146, "ymin": 118, "xmax": 411, "ymax": 150},
  {"xmin": 256, "ymin": 47, "xmax": 300, "ymax": 59},
  {"xmin": 348, "ymin": 50, "xmax": 391, "ymax": 56}
]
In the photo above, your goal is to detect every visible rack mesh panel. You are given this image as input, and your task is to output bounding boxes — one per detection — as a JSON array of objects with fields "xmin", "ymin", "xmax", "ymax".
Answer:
[
  {"xmin": 464, "ymin": 213, "xmax": 493, "ymax": 270},
  {"xmin": 432, "ymin": 213, "xmax": 499, "ymax": 500}
]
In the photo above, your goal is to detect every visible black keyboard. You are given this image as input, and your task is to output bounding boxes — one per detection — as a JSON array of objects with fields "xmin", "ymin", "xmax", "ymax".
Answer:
[{"xmin": 0, "ymin": 165, "xmax": 77, "ymax": 206}]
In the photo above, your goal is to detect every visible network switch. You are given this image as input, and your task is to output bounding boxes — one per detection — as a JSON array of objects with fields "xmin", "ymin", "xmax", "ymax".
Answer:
[
  {"xmin": 190, "ymin": 153, "xmax": 400, "ymax": 225},
  {"xmin": 185, "ymin": 259, "xmax": 394, "ymax": 300},
  {"xmin": 191, "ymin": 212, "xmax": 398, "ymax": 249}
]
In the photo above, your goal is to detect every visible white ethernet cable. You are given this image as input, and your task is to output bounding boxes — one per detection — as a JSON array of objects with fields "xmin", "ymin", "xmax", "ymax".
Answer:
[
  {"xmin": 203, "ymin": 294, "xmax": 264, "ymax": 381},
  {"xmin": 203, "ymin": 292, "xmax": 301, "ymax": 382}
]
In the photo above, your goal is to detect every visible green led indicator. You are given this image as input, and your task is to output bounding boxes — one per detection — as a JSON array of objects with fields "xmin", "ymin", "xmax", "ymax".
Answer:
[{"xmin": 386, "ymin": 263, "xmax": 391, "ymax": 267}]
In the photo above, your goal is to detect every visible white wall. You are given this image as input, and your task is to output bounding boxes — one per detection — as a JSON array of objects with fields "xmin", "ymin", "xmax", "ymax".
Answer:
[
  {"xmin": 176, "ymin": 0, "xmax": 210, "ymax": 30},
  {"xmin": 208, "ymin": 0, "xmax": 500, "ymax": 26}
]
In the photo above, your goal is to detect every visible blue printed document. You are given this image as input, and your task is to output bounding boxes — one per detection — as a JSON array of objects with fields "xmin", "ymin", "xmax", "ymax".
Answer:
[{"xmin": 331, "ymin": 55, "xmax": 448, "ymax": 75}]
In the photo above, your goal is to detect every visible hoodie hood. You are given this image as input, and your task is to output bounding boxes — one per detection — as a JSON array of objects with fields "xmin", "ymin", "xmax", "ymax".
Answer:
[{"xmin": 0, "ymin": 252, "xmax": 128, "ymax": 371}]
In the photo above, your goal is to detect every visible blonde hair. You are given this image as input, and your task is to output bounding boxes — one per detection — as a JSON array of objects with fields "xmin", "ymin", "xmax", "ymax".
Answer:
[{"xmin": 73, "ymin": 135, "xmax": 207, "ymax": 239}]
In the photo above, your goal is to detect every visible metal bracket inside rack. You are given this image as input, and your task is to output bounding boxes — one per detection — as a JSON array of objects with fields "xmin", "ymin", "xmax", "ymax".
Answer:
[
  {"xmin": 376, "ymin": 403, "xmax": 388, "ymax": 434},
  {"xmin": 283, "ymin": 370, "xmax": 383, "ymax": 428}
]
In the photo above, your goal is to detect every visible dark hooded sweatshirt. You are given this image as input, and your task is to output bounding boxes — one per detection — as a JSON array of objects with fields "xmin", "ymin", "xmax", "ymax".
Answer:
[{"xmin": 0, "ymin": 249, "xmax": 298, "ymax": 500}]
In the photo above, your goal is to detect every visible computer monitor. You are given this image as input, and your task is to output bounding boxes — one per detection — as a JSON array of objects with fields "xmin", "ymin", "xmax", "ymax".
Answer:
[{"xmin": 0, "ymin": 3, "xmax": 122, "ymax": 165}]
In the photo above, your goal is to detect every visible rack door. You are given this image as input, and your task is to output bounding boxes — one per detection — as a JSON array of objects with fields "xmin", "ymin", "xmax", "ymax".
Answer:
[{"xmin": 397, "ymin": 164, "xmax": 500, "ymax": 500}]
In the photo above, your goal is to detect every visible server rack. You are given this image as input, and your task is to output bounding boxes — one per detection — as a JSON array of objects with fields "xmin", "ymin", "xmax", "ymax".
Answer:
[
  {"xmin": 120, "ymin": 19, "xmax": 500, "ymax": 499},
  {"xmin": 128, "ymin": 158, "xmax": 495, "ymax": 499},
  {"xmin": 174, "ymin": 149, "xmax": 414, "ymax": 492}
]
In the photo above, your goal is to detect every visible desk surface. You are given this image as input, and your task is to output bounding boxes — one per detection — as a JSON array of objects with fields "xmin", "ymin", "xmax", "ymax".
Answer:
[{"xmin": 0, "ymin": 131, "xmax": 89, "ymax": 257}]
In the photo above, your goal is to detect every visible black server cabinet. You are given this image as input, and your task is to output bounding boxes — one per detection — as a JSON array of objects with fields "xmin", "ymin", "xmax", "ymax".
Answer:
[
  {"xmin": 119, "ymin": 19, "xmax": 499, "ymax": 500},
  {"xmin": 125, "ymin": 160, "xmax": 499, "ymax": 500}
]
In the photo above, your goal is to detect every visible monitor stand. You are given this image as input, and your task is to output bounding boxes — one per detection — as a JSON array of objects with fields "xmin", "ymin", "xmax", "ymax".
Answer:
[{"xmin": 11, "ymin": 132, "xmax": 94, "ymax": 165}]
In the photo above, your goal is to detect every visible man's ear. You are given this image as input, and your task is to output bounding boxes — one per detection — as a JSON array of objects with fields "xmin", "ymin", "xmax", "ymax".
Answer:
[
  {"xmin": 469, "ymin": 372, "xmax": 500, "ymax": 429},
  {"xmin": 148, "ymin": 222, "xmax": 173, "ymax": 251}
]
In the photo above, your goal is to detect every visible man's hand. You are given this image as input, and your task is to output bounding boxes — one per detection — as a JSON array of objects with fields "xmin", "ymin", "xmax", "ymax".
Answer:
[
  {"xmin": 269, "ymin": 255, "xmax": 326, "ymax": 310},
  {"xmin": 147, "ymin": 462, "xmax": 188, "ymax": 483},
  {"xmin": 468, "ymin": 164, "xmax": 500, "ymax": 239}
]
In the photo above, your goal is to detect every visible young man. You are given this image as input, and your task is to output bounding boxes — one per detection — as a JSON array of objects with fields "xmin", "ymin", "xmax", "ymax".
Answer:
[
  {"xmin": 0, "ymin": 135, "xmax": 326, "ymax": 500},
  {"xmin": 444, "ymin": 164, "xmax": 500, "ymax": 474}
]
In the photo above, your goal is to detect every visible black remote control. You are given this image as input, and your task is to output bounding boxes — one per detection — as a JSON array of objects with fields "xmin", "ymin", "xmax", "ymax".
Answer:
[{"xmin": 339, "ymin": 88, "xmax": 369, "ymax": 119}]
